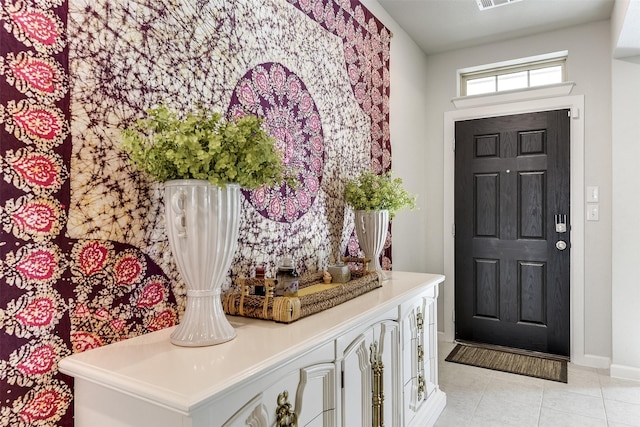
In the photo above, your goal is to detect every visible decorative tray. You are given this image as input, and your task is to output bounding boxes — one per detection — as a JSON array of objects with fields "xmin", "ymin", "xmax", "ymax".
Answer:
[{"xmin": 223, "ymin": 270, "xmax": 382, "ymax": 324}]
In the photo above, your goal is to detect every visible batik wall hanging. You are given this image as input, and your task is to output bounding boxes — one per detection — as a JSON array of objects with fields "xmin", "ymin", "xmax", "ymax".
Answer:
[{"xmin": 0, "ymin": 0, "xmax": 391, "ymax": 425}]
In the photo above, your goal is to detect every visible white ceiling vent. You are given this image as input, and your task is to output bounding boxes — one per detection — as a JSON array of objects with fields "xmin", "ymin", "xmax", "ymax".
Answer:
[{"xmin": 476, "ymin": 0, "xmax": 523, "ymax": 11}]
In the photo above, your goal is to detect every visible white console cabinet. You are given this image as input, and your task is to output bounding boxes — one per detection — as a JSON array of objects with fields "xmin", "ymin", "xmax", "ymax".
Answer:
[{"xmin": 59, "ymin": 271, "xmax": 445, "ymax": 427}]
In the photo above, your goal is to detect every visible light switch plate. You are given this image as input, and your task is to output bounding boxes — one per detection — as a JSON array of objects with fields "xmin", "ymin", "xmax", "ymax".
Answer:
[
  {"xmin": 586, "ymin": 203, "xmax": 599, "ymax": 221},
  {"xmin": 587, "ymin": 186, "xmax": 599, "ymax": 203}
]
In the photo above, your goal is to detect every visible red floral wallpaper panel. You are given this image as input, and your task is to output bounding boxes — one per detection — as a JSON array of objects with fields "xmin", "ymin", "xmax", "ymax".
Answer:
[{"xmin": 0, "ymin": 1, "xmax": 391, "ymax": 425}]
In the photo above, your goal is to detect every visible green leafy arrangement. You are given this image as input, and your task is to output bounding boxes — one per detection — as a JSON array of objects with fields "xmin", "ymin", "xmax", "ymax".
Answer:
[
  {"xmin": 344, "ymin": 171, "xmax": 416, "ymax": 218},
  {"xmin": 120, "ymin": 105, "xmax": 289, "ymax": 189}
]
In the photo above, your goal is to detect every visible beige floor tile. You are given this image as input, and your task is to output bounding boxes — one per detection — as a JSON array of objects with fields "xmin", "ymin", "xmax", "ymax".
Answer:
[
  {"xmin": 539, "ymin": 407, "xmax": 608, "ymax": 427},
  {"xmin": 437, "ymin": 340, "xmax": 640, "ymax": 426},
  {"xmin": 544, "ymin": 363, "xmax": 603, "ymax": 398},
  {"xmin": 482, "ymin": 375, "xmax": 544, "ymax": 407},
  {"xmin": 433, "ymin": 390, "xmax": 479, "ymax": 427},
  {"xmin": 600, "ymin": 375, "xmax": 640, "ymax": 405},
  {"xmin": 604, "ymin": 399, "xmax": 640, "ymax": 426},
  {"xmin": 439, "ymin": 340, "xmax": 457, "ymax": 356},
  {"xmin": 542, "ymin": 388, "xmax": 607, "ymax": 420},
  {"xmin": 487, "ymin": 367, "xmax": 547, "ymax": 387},
  {"xmin": 469, "ymin": 397, "xmax": 540, "ymax": 427}
]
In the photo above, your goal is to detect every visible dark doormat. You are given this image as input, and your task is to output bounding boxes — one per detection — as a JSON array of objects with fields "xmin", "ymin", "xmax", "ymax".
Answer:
[{"xmin": 445, "ymin": 343, "xmax": 568, "ymax": 383}]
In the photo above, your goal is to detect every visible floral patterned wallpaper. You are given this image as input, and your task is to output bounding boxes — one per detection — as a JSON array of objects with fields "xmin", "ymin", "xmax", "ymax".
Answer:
[{"xmin": 0, "ymin": 0, "xmax": 390, "ymax": 425}]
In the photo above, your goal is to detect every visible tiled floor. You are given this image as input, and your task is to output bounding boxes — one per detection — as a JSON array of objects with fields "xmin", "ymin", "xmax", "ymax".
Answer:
[{"xmin": 435, "ymin": 340, "xmax": 640, "ymax": 427}]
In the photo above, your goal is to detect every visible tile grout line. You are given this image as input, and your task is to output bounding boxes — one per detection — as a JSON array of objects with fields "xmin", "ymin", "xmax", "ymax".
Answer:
[
  {"xmin": 596, "ymin": 370, "xmax": 610, "ymax": 426},
  {"xmin": 466, "ymin": 370, "xmax": 491, "ymax": 426},
  {"xmin": 536, "ymin": 384, "xmax": 544, "ymax": 427}
]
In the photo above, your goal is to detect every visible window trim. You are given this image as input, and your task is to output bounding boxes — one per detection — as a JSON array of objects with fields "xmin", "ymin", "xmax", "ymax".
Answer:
[
  {"xmin": 458, "ymin": 51, "xmax": 568, "ymax": 97},
  {"xmin": 451, "ymin": 81, "xmax": 575, "ymax": 109}
]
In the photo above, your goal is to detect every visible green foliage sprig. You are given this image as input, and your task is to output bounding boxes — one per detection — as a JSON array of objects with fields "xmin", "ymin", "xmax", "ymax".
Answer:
[
  {"xmin": 120, "ymin": 105, "xmax": 290, "ymax": 189},
  {"xmin": 344, "ymin": 171, "xmax": 416, "ymax": 218}
]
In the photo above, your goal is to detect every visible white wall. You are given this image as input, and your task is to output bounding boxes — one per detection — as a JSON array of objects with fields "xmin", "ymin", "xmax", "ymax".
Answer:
[
  {"xmin": 611, "ymin": 0, "xmax": 640, "ymax": 381},
  {"xmin": 611, "ymin": 58, "xmax": 640, "ymax": 380},
  {"xmin": 363, "ymin": 1, "xmax": 614, "ymax": 363},
  {"xmin": 367, "ymin": 0, "xmax": 640, "ymax": 381},
  {"xmin": 428, "ymin": 21, "xmax": 613, "ymax": 360},
  {"xmin": 436, "ymin": 22, "xmax": 612, "ymax": 361}
]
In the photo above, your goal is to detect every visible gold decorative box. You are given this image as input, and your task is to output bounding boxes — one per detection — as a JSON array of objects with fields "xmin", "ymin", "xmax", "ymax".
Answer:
[
  {"xmin": 327, "ymin": 263, "xmax": 350, "ymax": 283},
  {"xmin": 223, "ymin": 269, "xmax": 382, "ymax": 324}
]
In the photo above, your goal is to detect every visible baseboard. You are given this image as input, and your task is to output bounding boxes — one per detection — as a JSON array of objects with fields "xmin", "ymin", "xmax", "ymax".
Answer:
[
  {"xmin": 610, "ymin": 363, "xmax": 640, "ymax": 381},
  {"xmin": 407, "ymin": 389, "xmax": 446, "ymax": 427},
  {"xmin": 572, "ymin": 353, "xmax": 611, "ymax": 370}
]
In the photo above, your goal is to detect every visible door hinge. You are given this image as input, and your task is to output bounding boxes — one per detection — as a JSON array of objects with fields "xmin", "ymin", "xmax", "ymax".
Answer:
[
  {"xmin": 452, "ymin": 139, "xmax": 455, "ymax": 152},
  {"xmin": 451, "ymin": 223, "xmax": 455, "ymax": 237}
]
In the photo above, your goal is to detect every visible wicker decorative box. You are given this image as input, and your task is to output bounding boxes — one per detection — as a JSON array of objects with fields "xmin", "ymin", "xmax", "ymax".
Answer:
[{"xmin": 223, "ymin": 270, "xmax": 382, "ymax": 324}]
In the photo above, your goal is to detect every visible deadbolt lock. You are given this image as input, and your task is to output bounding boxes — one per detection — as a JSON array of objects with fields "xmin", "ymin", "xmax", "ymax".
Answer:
[
  {"xmin": 556, "ymin": 240, "xmax": 567, "ymax": 251},
  {"xmin": 555, "ymin": 214, "xmax": 567, "ymax": 233}
]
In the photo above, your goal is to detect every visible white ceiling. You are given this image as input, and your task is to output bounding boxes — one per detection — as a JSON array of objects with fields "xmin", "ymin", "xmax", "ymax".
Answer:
[{"xmin": 377, "ymin": 0, "xmax": 616, "ymax": 55}]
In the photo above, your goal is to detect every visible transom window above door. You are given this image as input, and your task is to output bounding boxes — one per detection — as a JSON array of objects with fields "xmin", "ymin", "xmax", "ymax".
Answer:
[{"xmin": 459, "ymin": 51, "xmax": 567, "ymax": 97}]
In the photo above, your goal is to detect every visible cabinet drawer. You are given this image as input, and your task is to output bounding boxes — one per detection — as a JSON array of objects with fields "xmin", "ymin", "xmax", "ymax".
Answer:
[{"xmin": 219, "ymin": 341, "xmax": 336, "ymax": 426}]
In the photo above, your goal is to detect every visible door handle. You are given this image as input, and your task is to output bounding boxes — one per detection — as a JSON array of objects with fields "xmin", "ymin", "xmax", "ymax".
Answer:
[{"xmin": 556, "ymin": 240, "xmax": 567, "ymax": 251}]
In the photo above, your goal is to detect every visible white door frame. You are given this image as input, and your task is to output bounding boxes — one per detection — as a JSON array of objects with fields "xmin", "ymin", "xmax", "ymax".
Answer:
[{"xmin": 443, "ymin": 93, "xmax": 588, "ymax": 365}]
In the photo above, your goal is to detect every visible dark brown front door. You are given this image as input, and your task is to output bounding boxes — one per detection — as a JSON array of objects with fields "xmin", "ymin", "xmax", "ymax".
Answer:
[{"xmin": 454, "ymin": 110, "xmax": 570, "ymax": 356}]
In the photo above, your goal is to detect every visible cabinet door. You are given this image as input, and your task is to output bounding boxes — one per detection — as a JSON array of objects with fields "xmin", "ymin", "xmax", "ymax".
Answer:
[
  {"xmin": 222, "ymin": 362, "xmax": 336, "ymax": 427},
  {"xmin": 221, "ymin": 393, "xmax": 270, "ymax": 427},
  {"xmin": 402, "ymin": 292, "xmax": 438, "ymax": 425},
  {"xmin": 341, "ymin": 320, "xmax": 401, "ymax": 427}
]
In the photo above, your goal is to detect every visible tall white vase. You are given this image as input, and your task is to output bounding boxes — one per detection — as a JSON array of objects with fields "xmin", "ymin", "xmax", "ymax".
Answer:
[
  {"xmin": 354, "ymin": 209, "xmax": 390, "ymax": 279},
  {"xmin": 164, "ymin": 180, "xmax": 241, "ymax": 347}
]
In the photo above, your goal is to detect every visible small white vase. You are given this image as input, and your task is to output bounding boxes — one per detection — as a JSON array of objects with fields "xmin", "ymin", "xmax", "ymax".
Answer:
[
  {"xmin": 164, "ymin": 180, "xmax": 240, "ymax": 347},
  {"xmin": 354, "ymin": 209, "xmax": 390, "ymax": 279}
]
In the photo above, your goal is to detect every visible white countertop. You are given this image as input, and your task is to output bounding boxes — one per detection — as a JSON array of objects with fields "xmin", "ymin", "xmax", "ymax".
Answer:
[{"xmin": 59, "ymin": 271, "xmax": 444, "ymax": 414}]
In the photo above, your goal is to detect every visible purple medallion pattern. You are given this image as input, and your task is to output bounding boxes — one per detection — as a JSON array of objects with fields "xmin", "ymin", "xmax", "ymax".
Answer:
[{"xmin": 229, "ymin": 63, "xmax": 324, "ymax": 223}]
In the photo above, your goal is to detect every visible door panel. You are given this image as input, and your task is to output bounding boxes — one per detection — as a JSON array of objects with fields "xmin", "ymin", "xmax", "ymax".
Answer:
[
  {"xmin": 474, "ymin": 258, "xmax": 499, "ymax": 319},
  {"xmin": 455, "ymin": 110, "xmax": 570, "ymax": 356},
  {"xmin": 519, "ymin": 171, "xmax": 545, "ymax": 238},
  {"xmin": 475, "ymin": 174, "xmax": 499, "ymax": 237}
]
